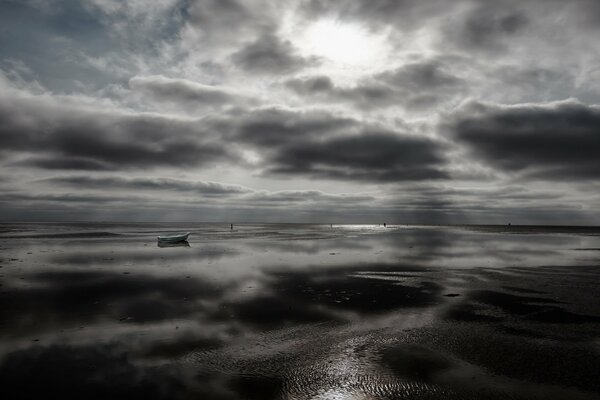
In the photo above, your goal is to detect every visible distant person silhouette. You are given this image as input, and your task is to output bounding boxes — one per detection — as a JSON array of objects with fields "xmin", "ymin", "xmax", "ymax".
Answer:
[
  {"xmin": 231, "ymin": 224, "xmax": 233, "ymax": 230},
  {"xmin": 383, "ymin": 223, "xmax": 386, "ymax": 227}
]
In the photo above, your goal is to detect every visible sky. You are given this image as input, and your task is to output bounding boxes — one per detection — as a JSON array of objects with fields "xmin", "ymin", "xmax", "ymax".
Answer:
[{"xmin": 1, "ymin": 0, "xmax": 600, "ymax": 224}]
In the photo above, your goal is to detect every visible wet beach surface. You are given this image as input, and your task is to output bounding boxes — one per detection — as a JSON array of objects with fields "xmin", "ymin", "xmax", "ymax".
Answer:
[{"xmin": 1, "ymin": 223, "xmax": 600, "ymax": 399}]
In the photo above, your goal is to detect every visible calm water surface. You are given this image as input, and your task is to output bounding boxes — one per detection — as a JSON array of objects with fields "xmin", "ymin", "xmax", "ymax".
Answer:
[{"xmin": 1, "ymin": 223, "xmax": 599, "ymax": 399}]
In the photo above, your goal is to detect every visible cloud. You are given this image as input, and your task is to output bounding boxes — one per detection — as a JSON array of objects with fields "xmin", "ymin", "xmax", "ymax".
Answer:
[
  {"xmin": 264, "ymin": 131, "xmax": 449, "ymax": 182},
  {"xmin": 285, "ymin": 75, "xmax": 397, "ymax": 109},
  {"xmin": 129, "ymin": 75, "xmax": 251, "ymax": 108},
  {"xmin": 285, "ymin": 58, "xmax": 466, "ymax": 111},
  {"xmin": 43, "ymin": 176, "xmax": 253, "ymax": 196},
  {"xmin": 300, "ymin": 0, "xmax": 449, "ymax": 32},
  {"xmin": 0, "ymin": 172, "xmax": 380, "ymax": 220},
  {"xmin": 214, "ymin": 106, "xmax": 450, "ymax": 182},
  {"xmin": 0, "ymin": 192, "xmax": 138, "ymax": 205},
  {"xmin": 375, "ymin": 60, "xmax": 465, "ymax": 91},
  {"xmin": 285, "ymin": 75, "xmax": 334, "ymax": 95},
  {"xmin": 0, "ymin": 81, "xmax": 235, "ymax": 170},
  {"xmin": 234, "ymin": 107, "xmax": 356, "ymax": 146},
  {"xmin": 184, "ymin": 0, "xmax": 265, "ymax": 44},
  {"xmin": 246, "ymin": 189, "xmax": 375, "ymax": 205},
  {"xmin": 448, "ymin": 100, "xmax": 600, "ymax": 180},
  {"xmin": 2, "ymin": 0, "xmax": 600, "ymax": 223},
  {"xmin": 38, "ymin": 175, "xmax": 377, "ymax": 208},
  {"xmin": 444, "ymin": 4, "xmax": 529, "ymax": 52},
  {"xmin": 230, "ymin": 32, "xmax": 318, "ymax": 74},
  {"xmin": 485, "ymin": 65, "xmax": 578, "ymax": 104},
  {"xmin": 12, "ymin": 157, "xmax": 115, "ymax": 171}
]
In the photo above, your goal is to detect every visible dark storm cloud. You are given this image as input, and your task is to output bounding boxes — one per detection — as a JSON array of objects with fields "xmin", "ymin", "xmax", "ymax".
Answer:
[
  {"xmin": 234, "ymin": 107, "xmax": 356, "ymax": 146},
  {"xmin": 0, "ymin": 89, "xmax": 234, "ymax": 169},
  {"xmin": 266, "ymin": 131, "xmax": 449, "ymax": 182},
  {"xmin": 285, "ymin": 59, "xmax": 466, "ymax": 110},
  {"xmin": 448, "ymin": 100, "xmax": 600, "ymax": 180},
  {"xmin": 228, "ymin": 107, "xmax": 449, "ymax": 182},
  {"xmin": 230, "ymin": 32, "xmax": 318, "ymax": 74},
  {"xmin": 129, "ymin": 75, "xmax": 251, "ymax": 107}
]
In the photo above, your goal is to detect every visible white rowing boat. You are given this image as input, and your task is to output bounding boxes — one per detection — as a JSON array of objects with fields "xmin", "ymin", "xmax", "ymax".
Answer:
[{"xmin": 157, "ymin": 232, "xmax": 190, "ymax": 243}]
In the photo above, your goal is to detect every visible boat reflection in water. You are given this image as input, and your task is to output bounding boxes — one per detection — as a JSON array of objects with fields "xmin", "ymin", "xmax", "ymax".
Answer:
[{"xmin": 157, "ymin": 240, "xmax": 190, "ymax": 248}]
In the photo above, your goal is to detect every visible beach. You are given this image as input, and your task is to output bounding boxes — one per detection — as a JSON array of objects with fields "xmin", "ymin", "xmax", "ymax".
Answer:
[{"xmin": 1, "ymin": 223, "xmax": 599, "ymax": 399}]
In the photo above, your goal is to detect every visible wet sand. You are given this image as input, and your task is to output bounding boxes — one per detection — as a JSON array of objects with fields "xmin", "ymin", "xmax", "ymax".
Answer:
[{"xmin": 1, "ymin": 223, "xmax": 599, "ymax": 399}]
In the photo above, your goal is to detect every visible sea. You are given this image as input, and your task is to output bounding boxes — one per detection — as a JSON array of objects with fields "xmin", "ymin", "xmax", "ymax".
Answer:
[{"xmin": 1, "ymin": 222, "xmax": 599, "ymax": 399}]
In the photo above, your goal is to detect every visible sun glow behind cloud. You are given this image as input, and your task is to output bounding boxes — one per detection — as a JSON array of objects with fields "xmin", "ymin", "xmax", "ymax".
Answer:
[{"xmin": 297, "ymin": 19, "xmax": 389, "ymax": 69}]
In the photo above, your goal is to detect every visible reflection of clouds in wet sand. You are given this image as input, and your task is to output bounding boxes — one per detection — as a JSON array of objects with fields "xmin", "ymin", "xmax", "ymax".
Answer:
[
  {"xmin": 0, "ymin": 344, "xmax": 187, "ymax": 400},
  {"xmin": 0, "ymin": 270, "xmax": 226, "ymax": 339},
  {"xmin": 47, "ymin": 244, "xmax": 238, "ymax": 266},
  {"xmin": 199, "ymin": 262, "xmax": 446, "ymax": 333},
  {"xmin": 1, "ymin": 224, "xmax": 600, "ymax": 399},
  {"xmin": 204, "ymin": 263, "xmax": 600, "ymax": 398}
]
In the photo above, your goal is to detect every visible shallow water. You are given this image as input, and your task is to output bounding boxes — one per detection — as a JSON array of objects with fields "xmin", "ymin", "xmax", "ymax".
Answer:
[{"xmin": 1, "ymin": 223, "xmax": 599, "ymax": 399}]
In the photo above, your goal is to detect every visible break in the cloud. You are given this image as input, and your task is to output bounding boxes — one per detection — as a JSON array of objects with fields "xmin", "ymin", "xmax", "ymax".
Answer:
[{"xmin": 1, "ymin": 0, "xmax": 600, "ymax": 223}]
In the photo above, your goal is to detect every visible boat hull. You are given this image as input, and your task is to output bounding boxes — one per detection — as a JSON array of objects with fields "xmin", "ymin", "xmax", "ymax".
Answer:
[{"xmin": 157, "ymin": 233, "xmax": 190, "ymax": 243}]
